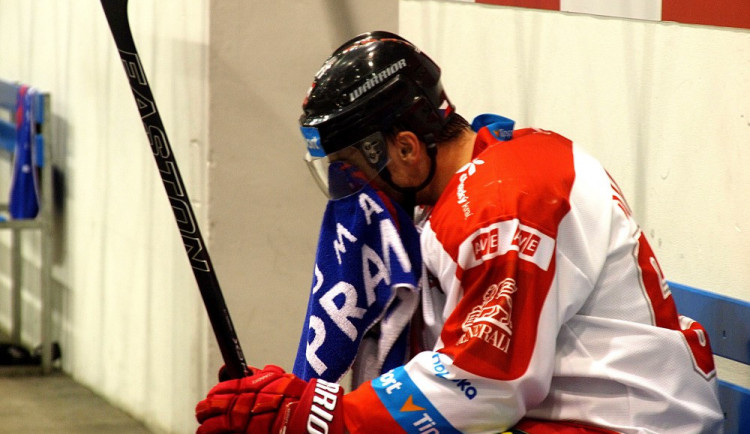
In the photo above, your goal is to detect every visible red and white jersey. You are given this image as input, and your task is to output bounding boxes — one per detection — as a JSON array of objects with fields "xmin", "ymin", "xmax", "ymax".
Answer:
[{"xmin": 343, "ymin": 125, "xmax": 724, "ymax": 433}]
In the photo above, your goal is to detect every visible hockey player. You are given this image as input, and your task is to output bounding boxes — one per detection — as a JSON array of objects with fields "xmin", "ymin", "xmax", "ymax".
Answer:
[{"xmin": 195, "ymin": 32, "xmax": 723, "ymax": 433}]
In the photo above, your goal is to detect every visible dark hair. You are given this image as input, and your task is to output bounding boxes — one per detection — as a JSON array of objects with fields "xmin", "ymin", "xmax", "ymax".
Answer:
[
  {"xmin": 387, "ymin": 113, "xmax": 470, "ymax": 145},
  {"xmin": 433, "ymin": 113, "xmax": 470, "ymax": 144}
]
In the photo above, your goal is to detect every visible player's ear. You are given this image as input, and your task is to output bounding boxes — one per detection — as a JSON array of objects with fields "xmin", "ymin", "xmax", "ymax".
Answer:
[{"xmin": 393, "ymin": 131, "xmax": 422, "ymax": 164}]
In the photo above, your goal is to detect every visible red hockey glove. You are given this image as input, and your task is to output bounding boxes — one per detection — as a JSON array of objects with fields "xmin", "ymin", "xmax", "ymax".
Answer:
[{"xmin": 195, "ymin": 365, "xmax": 345, "ymax": 434}]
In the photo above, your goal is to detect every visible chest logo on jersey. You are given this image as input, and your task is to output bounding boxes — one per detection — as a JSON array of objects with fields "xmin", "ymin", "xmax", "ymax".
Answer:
[{"xmin": 457, "ymin": 278, "xmax": 517, "ymax": 352}]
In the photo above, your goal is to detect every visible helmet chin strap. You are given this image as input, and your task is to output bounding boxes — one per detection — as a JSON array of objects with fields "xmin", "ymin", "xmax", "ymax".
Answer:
[{"xmin": 380, "ymin": 144, "xmax": 437, "ymax": 219}]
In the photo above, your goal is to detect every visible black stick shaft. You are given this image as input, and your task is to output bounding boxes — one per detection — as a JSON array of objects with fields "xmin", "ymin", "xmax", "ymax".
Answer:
[{"xmin": 100, "ymin": 0, "xmax": 247, "ymax": 379}]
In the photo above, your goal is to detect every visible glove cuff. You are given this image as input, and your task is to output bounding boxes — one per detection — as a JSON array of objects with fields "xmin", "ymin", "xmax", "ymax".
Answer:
[{"xmin": 284, "ymin": 378, "xmax": 345, "ymax": 434}]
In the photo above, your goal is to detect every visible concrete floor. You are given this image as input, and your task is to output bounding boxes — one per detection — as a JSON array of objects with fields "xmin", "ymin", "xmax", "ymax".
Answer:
[{"xmin": 0, "ymin": 365, "xmax": 151, "ymax": 434}]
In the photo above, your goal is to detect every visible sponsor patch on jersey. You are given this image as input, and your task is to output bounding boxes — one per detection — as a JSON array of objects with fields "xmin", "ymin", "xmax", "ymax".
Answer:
[
  {"xmin": 455, "ymin": 159, "xmax": 484, "ymax": 219},
  {"xmin": 460, "ymin": 219, "xmax": 555, "ymax": 271},
  {"xmin": 430, "ymin": 353, "xmax": 478, "ymax": 400},
  {"xmin": 373, "ymin": 367, "xmax": 461, "ymax": 433},
  {"xmin": 457, "ymin": 278, "xmax": 517, "ymax": 352},
  {"xmin": 301, "ymin": 126, "xmax": 325, "ymax": 157}
]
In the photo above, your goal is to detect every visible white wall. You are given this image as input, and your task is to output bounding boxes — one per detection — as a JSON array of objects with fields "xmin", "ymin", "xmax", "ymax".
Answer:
[
  {"xmin": 0, "ymin": 1, "xmax": 209, "ymax": 432},
  {"xmin": 399, "ymin": 0, "xmax": 749, "ymax": 385}
]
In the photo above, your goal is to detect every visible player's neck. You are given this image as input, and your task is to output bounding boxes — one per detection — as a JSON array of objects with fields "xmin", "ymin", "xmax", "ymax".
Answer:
[{"xmin": 421, "ymin": 129, "xmax": 477, "ymax": 204}]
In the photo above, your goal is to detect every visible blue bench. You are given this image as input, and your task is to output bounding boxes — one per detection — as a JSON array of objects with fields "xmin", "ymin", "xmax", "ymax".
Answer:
[
  {"xmin": 669, "ymin": 281, "xmax": 750, "ymax": 433},
  {"xmin": 0, "ymin": 78, "xmax": 55, "ymax": 373}
]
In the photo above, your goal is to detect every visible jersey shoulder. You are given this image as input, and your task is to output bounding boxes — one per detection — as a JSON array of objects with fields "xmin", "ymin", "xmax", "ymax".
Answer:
[{"xmin": 428, "ymin": 128, "xmax": 576, "ymax": 260}]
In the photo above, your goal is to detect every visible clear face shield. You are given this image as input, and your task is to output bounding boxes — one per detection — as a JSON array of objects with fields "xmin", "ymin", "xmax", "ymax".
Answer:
[{"xmin": 303, "ymin": 131, "xmax": 390, "ymax": 200}]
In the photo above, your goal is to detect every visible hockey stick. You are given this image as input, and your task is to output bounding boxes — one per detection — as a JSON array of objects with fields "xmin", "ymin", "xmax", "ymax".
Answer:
[{"xmin": 100, "ymin": 0, "xmax": 247, "ymax": 379}]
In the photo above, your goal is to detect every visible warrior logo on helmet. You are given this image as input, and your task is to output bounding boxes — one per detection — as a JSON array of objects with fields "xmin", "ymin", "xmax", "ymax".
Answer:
[{"xmin": 347, "ymin": 58, "xmax": 407, "ymax": 102}]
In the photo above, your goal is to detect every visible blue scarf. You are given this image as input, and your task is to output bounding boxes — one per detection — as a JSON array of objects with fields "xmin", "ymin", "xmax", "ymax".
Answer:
[{"xmin": 293, "ymin": 182, "xmax": 422, "ymax": 383}]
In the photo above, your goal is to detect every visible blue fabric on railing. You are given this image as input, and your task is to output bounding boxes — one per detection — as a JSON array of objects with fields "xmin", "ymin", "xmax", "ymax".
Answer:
[{"xmin": 9, "ymin": 85, "xmax": 39, "ymax": 219}]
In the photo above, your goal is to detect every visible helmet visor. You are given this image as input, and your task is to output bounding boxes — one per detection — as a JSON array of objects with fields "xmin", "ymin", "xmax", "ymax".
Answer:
[{"xmin": 304, "ymin": 132, "xmax": 390, "ymax": 199}]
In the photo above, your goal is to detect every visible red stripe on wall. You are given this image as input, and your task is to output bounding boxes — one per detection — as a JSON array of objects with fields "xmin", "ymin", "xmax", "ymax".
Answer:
[
  {"xmin": 662, "ymin": 0, "xmax": 750, "ymax": 30},
  {"xmin": 476, "ymin": 0, "xmax": 560, "ymax": 11}
]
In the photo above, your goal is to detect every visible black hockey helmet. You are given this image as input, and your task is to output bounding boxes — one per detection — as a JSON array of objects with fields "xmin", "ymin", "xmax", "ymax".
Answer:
[{"xmin": 300, "ymin": 31, "xmax": 454, "ymax": 199}]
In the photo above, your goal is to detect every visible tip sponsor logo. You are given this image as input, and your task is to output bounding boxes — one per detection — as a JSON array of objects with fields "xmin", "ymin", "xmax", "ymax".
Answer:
[{"xmin": 400, "ymin": 395, "xmax": 426, "ymax": 412}]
